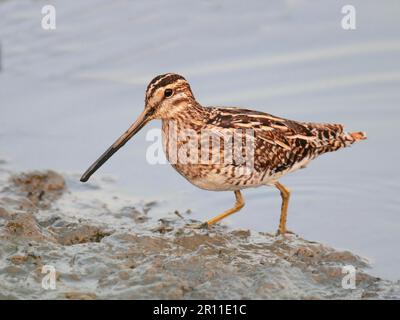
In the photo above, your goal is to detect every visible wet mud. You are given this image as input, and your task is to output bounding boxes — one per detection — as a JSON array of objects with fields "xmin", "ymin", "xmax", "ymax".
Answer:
[{"xmin": 0, "ymin": 170, "xmax": 399, "ymax": 299}]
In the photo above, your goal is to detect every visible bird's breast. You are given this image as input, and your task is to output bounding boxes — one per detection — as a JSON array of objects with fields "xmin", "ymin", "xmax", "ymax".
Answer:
[{"xmin": 162, "ymin": 121, "xmax": 276, "ymax": 191}]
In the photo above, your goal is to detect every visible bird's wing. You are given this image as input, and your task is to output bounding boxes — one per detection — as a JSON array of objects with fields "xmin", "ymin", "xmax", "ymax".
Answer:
[
  {"xmin": 206, "ymin": 107, "xmax": 316, "ymax": 149},
  {"xmin": 205, "ymin": 107, "xmax": 346, "ymax": 173}
]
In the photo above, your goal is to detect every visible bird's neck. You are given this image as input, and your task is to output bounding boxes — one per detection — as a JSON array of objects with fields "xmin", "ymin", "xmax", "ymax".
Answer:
[{"xmin": 162, "ymin": 101, "xmax": 208, "ymax": 129}]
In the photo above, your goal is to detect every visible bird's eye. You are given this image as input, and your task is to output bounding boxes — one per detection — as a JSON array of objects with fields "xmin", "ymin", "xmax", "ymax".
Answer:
[{"xmin": 164, "ymin": 89, "xmax": 173, "ymax": 98}]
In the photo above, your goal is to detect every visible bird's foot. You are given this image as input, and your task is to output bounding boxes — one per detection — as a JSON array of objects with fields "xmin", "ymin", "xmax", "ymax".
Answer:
[{"xmin": 275, "ymin": 228, "xmax": 295, "ymax": 237}]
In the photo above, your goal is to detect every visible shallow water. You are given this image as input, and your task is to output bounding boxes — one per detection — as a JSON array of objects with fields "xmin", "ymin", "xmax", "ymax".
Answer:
[{"xmin": 0, "ymin": 0, "xmax": 400, "ymax": 281}]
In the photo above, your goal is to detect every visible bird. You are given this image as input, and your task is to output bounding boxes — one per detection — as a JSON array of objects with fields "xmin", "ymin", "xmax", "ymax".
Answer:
[{"xmin": 80, "ymin": 73, "xmax": 366, "ymax": 234}]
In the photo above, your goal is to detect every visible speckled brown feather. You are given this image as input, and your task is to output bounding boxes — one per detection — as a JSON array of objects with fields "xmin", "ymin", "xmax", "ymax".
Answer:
[{"xmin": 205, "ymin": 107, "xmax": 365, "ymax": 173}]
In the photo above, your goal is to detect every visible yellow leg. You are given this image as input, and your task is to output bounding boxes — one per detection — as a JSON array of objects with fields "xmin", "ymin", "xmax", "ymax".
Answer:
[
  {"xmin": 206, "ymin": 190, "xmax": 245, "ymax": 226},
  {"xmin": 275, "ymin": 182, "xmax": 291, "ymax": 235}
]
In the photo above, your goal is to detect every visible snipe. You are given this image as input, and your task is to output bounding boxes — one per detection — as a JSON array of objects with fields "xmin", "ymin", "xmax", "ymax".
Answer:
[{"xmin": 80, "ymin": 73, "xmax": 366, "ymax": 234}]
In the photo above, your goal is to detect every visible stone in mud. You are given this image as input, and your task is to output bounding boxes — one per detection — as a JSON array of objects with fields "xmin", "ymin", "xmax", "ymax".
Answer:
[
  {"xmin": 230, "ymin": 229, "xmax": 251, "ymax": 239},
  {"xmin": 11, "ymin": 170, "xmax": 65, "ymax": 193},
  {"xmin": 10, "ymin": 170, "xmax": 65, "ymax": 209},
  {"xmin": 4, "ymin": 212, "xmax": 55, "ymax": 242},
  {"xmin": 8, "ymin": 253, "xmax": 42, "ymax": 266},
  {"xmin": 56, "ymin": 225, "xmax": 111, "ymax": 245},
  {"xmin": 9, "ymin": 255, "xmax": 28, "ymax": 265}
]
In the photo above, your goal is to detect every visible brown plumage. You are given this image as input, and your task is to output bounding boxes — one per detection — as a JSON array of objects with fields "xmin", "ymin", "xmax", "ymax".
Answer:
[
  {"xmin": 204, "ymin": 107, "xmax": 365, "ymax": 177},
  {"xmin": 81, "ymin": 73, "xmax": 366, "ymax": 234}
]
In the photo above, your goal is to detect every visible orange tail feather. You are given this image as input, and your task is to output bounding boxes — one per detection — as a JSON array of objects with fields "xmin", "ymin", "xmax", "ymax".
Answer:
[{"xmin": 349, "ymin": 131, "xmax": 367, "ymax": 141}]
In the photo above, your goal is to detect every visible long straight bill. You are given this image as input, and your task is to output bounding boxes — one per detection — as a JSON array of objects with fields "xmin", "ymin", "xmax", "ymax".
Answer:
[{"xmin": 80, "ymin": 110, "xmax": 149, "ymax": 182}]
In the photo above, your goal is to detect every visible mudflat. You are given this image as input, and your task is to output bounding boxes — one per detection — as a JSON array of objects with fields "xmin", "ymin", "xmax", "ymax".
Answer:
[{"xmin": 0, "ymin": 170, "xmax": 398, "ymax": 299}]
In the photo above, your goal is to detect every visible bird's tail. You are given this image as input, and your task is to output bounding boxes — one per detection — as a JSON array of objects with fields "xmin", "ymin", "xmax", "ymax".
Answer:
[
  {"xmin": 344, "ymin": 131, "xmax": 367, "ymax": 144},
  {"xmin": 313, "ymin": 127, "xmax": 367, "ymax": 156},
  {"xmin": 301, "ymin": 122, "xmax": 366, "ymax": 156}
]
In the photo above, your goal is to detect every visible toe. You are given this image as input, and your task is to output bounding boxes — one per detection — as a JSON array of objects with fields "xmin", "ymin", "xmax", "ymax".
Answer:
[{"xmin": 276, "ymin": 228, "xmax": 295, "ymax": 236}]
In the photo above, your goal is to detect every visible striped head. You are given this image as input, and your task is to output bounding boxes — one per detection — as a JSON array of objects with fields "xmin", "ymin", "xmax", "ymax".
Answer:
[
  {"xmin": 145, "ymin": 73, "xmax": 195, "ymax": 119},
  {"xmin": 80, "ymin": 73, "xmax": 194, "ymax": 182}
]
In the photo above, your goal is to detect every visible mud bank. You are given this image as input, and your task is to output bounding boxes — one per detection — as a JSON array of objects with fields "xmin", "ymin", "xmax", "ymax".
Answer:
[{"xmin": 0, "ymin": 170, "xmax": 399, "ymax": 299}]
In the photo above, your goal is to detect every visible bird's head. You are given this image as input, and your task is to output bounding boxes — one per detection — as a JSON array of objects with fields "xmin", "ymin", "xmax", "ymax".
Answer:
[
  {"xmin": 145, "ymin": 73, "xmax": 194, "ymax": 119},
  {"xmin": 80, "ymin": 73, "xmax": 193, "ymax": 182}
]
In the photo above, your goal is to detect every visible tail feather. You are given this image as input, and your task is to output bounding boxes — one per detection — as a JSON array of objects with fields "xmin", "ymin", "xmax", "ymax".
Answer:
[
  {"xmin": 349, "ymin": 131, "xmax": 367, "ymax": 141},
  {"xmin": 314, "ymin": 128, "xmax": 367, "ymax": 156},
  {"xmin": 302, "ymin": 122, "xmax": 366, "ymax": 156}
]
